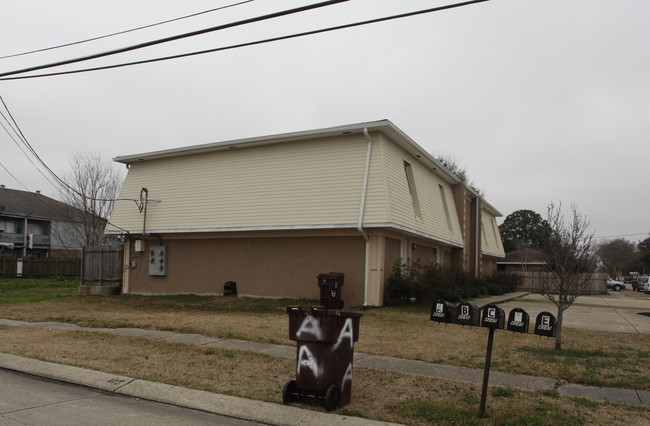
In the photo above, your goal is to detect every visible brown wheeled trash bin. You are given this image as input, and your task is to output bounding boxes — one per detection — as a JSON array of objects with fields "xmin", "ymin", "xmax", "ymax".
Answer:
[
  {"xmin": 317, "ymin": 272, "xmax": 345, "ymax": 310},
  {"xmin": 283, "ymin": 306, "xmax": 362, "ymax": 411}
]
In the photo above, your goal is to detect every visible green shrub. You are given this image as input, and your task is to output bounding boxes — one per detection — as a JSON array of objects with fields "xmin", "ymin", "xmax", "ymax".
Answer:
[
  {"xmin": 385, "ymin": 261, "xmax": 418, "ymax": 304},
  {"xmin": 384, "ymin": 263, "xmax": 522, "ymax": 306}
]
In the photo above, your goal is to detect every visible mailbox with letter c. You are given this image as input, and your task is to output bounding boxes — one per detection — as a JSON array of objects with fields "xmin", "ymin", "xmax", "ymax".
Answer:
[
  {"xmin": 507, "ymin": 307, "xmax": 530, "ymax": 333},
  {"xmin": 481, "ymin": 304, "xmax": 505, "ymax": 329},
  {"xmin": 534, "ymin": 311, "xmax": 557, "ymax": 337},
  {"xmin": 430, "ymin": 299, "xmax": 457, "ymax": 324},
  {"xmin": 455, "ymin": 302, "xmax": 480, "ymax": 326}
]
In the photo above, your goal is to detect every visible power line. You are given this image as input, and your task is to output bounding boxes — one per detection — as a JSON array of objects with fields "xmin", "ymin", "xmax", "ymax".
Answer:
[
  {"xmin": 0, "ymin": 110, "xmax": 60, "ymax": 189},
  {"xmin": 0, "ymin": 0, "xmax": 350, "ymax": 78},
  {"xmin": 0, "ymin": 1, "xmax": 255, "ymax": 60},
  {"xmin": 0, "ymin": 161, "xmax": 31, "ymax": 191},
  {"xmin": 0, "ymin": 0, "xmax": 491, "ymax": 81},
  {"xmin": 594, "ymin": 233, "xmax": 649, "ymax": 240}
]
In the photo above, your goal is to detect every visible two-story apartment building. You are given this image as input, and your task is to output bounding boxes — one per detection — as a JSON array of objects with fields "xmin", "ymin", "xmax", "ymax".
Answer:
[
  {"xmin": 0, "ymin": 186, "xmax": 88, "ymax": 257},
  {"xmin": 106, "ymin": 120, "xmax": 505, "ymax": 306}
]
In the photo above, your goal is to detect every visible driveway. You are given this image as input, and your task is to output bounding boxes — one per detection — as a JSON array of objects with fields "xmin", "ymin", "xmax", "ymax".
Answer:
[{"xmin": 498, "ymin": 291, "xmax": 650, "ymax": 334}]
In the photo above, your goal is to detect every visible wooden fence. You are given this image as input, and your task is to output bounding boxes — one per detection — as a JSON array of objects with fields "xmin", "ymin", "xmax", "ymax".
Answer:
[
  {"xmin": 81, "ymin": 244, "xmax": 124, "ymax": 289},
  {"xmin": 512, "ymin": 271, "xmax": 607, "ymax": 294},
  {"xmin": 0, "ymin": 256, "xmax": 81, "ymax": 278}
]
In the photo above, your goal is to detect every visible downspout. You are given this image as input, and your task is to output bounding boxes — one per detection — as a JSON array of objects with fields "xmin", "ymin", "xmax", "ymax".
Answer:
[
  {"xmin": 359, "ymin": 128, "xmax": 372, "ymax": 307},
  {"xmin": 475, "ymin": 196, "xmax": 480, "ymax": 278}
]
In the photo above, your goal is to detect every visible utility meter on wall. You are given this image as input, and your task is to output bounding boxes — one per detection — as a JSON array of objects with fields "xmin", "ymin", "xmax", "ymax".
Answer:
[{"xmin": 149, "ymin": 245, "xmax": 167, "ymax": 276}]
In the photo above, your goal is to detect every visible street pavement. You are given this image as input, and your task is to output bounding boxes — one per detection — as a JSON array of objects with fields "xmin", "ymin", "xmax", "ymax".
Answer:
[
  {"xmin": 0, "ymin": 369, "xmax": 259, "ymax": 426},
  {"xmin": 1, "ymin": 290, "xmax": 649, "ymax": 425}
]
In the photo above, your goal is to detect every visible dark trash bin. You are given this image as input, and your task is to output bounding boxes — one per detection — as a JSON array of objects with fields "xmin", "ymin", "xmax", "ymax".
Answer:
[
  {"xmin": 283, "ymin": 305, "xmax": 362, "ymax": 411},
  {"xmin": 223, "ymin": 281, "xmax": 237, "ymax": 297},
  {"xmin": 317, "ymin": 272, "xmax": 345, "ymax": 310}
]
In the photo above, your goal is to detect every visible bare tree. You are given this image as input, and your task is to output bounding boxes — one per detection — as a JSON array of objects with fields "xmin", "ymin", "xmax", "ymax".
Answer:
[
  {"xmin": 539, "ymin": 202, "xmax": 599, "ymax": 350},
  {"xmin": 55, "ymin": 152, "xmax": 124, "ymax": 250}
]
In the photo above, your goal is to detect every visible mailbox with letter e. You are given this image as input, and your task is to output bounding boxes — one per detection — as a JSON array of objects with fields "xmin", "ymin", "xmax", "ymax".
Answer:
[
  {"xmin": 481, "ymin": 304, "xmax": 505, "ymax": 329},
  {"xmin": 455, "ymin": 302, "xmax": 480, "ymax": 326},
  {"xmin": 534, "ymin": 311, "xmax": 557, "ymax": 337},
  {"xmin": 430, "ymin": 299, "xmax": 457, "ymax": 324},
  {"xmin": 507, "ymin": 308, "xmax": 530, "ymax": 333}
]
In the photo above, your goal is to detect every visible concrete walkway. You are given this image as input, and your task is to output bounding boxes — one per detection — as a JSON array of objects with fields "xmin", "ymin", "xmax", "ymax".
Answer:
[{"xmin": 1, "ymin": 291, "xmax": 649, "ymax": 424}]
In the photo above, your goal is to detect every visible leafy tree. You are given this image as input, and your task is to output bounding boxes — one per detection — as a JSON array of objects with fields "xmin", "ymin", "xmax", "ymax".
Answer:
[
  {"xmin": 597, "ymin": 238, "xmax": 637, "ymax": 278},
  {"xmin": 636, "ymin": 235, "xmax": 650, "ymax": 273},
  {"xmin": 498, "ymin": 209, "xmax": 551, "ymax": 253},
  {"xmin": 55, "ymin": 152, "xmax": 124, "ymax": 250},
  {"xmin": 538, "ymin": 203, "xmax": 599, "ymax": 351}
]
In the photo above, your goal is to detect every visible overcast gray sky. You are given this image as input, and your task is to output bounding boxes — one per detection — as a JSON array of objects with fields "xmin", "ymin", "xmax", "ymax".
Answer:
[{"xmin": 1, "ymin": 0, "xmax": 649, "ymax": 243}]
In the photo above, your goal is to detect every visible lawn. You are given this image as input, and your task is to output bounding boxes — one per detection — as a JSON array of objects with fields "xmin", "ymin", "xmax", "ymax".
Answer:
[{"xmin": 1, "ymin": 278, "xmax": 649, "ymax": 425}]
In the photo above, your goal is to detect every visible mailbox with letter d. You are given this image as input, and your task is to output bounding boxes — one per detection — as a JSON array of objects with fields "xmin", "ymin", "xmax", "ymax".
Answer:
[
  {"xmin": 455, "ymin": 302, "xmax": 480, "ymax": 326},
  {"xmin": 534, "ymin": 311, "xmax": 557, "ymax": 337},
  {"xmin": 430, "ymin": 300, "xmax": 457, "ymax": 324},
  {"xmin": 481, "ymin": 304, "xmax": 505, "ymax": 329},
  {"xmin": 507, "ymin": 308, "xmax": 530, "ymax": 333}
]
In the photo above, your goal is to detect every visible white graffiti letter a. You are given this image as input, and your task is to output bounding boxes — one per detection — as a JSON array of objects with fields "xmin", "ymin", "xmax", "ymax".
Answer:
[
  {"xmin": 333, "ymin": 318, "xmax": 354, "ymax": 350},
  {"xmin": 296, "ymin": 315, "xmax": 323, "ymax": 340},
  {"xmin": 297, "ymin": 345, "xmax": 319, "ymax": 377}
]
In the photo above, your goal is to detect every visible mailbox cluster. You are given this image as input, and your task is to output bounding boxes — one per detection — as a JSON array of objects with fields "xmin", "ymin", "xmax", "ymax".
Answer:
[{"xmin": 430, "ymin": 299, "xmax": 557, "ymax": 337}]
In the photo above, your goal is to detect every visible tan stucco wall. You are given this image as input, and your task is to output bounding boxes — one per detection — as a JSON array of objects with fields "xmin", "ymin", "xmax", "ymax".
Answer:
[{"xmin": 124, "ymin": 234, "xmax": 367, "ymax": 305}]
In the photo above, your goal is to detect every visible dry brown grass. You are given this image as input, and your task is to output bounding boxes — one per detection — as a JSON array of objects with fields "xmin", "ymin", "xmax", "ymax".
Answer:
[
  {"xmin": 1, "ymin": 326, "xmax": 648, "ymax": 425},
  {"xmin": 2, "ymin": 294, "xmax": 648, "ymax": 390}
]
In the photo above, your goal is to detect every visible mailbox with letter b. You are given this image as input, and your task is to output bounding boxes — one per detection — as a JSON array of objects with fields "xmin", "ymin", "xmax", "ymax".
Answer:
[
  {"xmin": 534, "ymin": 311, "xmax": 557, "ymax": 337},
  {"xmin": 481, "ymin": 305, "xmax": 505, "ymax": 329},
  {"xmin": 455, "ymin": 302, "xmax": 480, "ymax": 326},
  {"xmin": 430, "ymin": 300, "xmax": 457, "ymax": 324},
  {"xmin": 507, "ymin": 308, "xmax": 530, "ymax": 333}
]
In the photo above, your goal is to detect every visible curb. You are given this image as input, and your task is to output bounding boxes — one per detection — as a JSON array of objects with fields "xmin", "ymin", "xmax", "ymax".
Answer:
[{"xmin": 0, "ymin": 353, "xmax": 400, "ymax": 426}]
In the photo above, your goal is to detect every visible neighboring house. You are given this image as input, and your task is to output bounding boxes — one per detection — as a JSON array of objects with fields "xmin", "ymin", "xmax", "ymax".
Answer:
[
  {"xmin": 0, "ymin": 186, "xmax": 94, "ymax": 257},
  {"xmin": 497, "ymin": 248, "xmax": 547, "ymax": 272},
  {"xmin": 106, "ymin": 120, "xmax": 505, "ymax": 306}
]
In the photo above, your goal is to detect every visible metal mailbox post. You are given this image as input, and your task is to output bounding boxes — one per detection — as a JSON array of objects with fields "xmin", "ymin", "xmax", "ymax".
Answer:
[{"xmin": 430, "ymin": 300, "xmax": 542, "ymax": 418}]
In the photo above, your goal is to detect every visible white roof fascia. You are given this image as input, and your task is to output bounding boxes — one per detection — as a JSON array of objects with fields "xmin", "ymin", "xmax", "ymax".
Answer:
[
  {"xmin": 482, "ymin": 250, "xmax": 506, "ymax": 259},
  {"xmin": 112, "ymin": 120, "xmax": 463, "ymax": 185},
  {"xmin": 105, "ymin": 221, "xmax": 464, "ymax": 249}
]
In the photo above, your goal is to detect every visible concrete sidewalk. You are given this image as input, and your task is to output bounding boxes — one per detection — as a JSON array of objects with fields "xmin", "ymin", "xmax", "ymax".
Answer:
[{"xmin": 1, "ymin": 291, "xmax": 649, "ymax": 424}]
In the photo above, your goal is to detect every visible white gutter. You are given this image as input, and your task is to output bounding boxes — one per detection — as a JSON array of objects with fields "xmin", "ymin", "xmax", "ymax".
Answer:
[{"xmin": 359, "ymin": 128, "xmax": 372, "ymax": 307}]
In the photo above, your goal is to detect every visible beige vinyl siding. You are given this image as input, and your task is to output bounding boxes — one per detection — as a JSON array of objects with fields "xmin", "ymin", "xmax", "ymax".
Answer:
[
  {"xmin": 108, "ymin": 136, "xmax": 371, "ymax": 232},
  {"xmin": 481, "ymin": 210, "xmax": 505, "ymax": 257},
  {"xmin": 378, "ymin": 135, "xmax": 464, "ymax": 246}
]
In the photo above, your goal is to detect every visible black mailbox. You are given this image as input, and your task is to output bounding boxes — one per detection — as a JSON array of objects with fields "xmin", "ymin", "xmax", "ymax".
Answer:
[
  {"xmin": 430, "ymin": 300, "xmax": 457, "ymax": 324},
  {"xmin": 455, "ymin": 302, "xmax": 480, "ymax": 326},
  {"xmin": 223, "ymin": 281, "xmax": 237, "ymax": 297},
  {"xmin": 534, "ymin": 311, "xmax": 557, "ymax": 337},
  {"xmin": 481, "ymin": 304, "xmax": 505, "ymax": 329},
  {"xmin": 507, "ymin": 308, "xmax": 530, "ymax": 333}
]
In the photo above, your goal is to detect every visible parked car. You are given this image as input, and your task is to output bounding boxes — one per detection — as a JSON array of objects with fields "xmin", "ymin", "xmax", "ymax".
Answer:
[
  {"xmin": 633, "ymin": 276, "xmax": 650, "ymax": 293},
  {"xmin": 624, "ymin": 276, "xmax": 637, "ymax": 284},
  {"xmin": 606, "ymin": 277, "xmax": 625, "ymax": 291}
]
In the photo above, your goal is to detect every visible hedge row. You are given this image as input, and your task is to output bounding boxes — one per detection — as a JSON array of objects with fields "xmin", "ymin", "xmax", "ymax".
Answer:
[{"xmin": 385, "ymin": 260, "xmax": 522, "ymax": 305}]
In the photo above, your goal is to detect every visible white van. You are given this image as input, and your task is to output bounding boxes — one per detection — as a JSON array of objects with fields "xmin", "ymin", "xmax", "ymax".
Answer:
[{"xmin": 636, "ymin": 275, "xmax": 650, "ymax": 294}]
